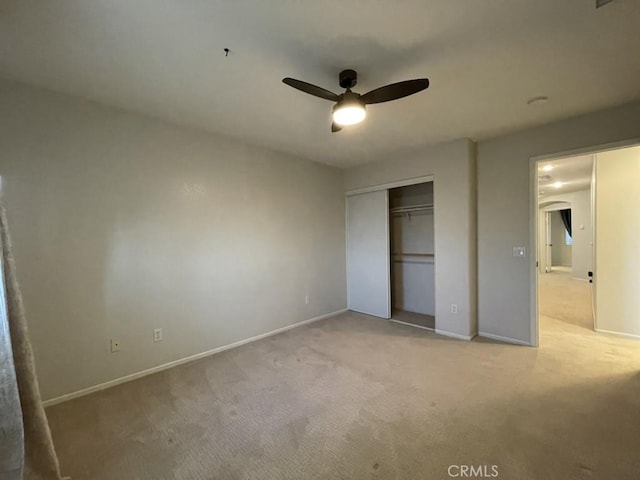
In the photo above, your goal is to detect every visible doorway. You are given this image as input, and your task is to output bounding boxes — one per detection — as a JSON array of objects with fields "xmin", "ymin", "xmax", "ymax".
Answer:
[
  {"xmin": 389, "ymin": 182, "xmax": 435, "ymax": 330},
  {"xmin": 539, "ymin": 208, "xmax": 574, "ymax": 274},
  {"xmin": 536, "ymin": 155, "xmax": 594, "ymax": 336},
  {"xmin": 532, "ymin": 141, "xmax": 640, "ymax": 344}
]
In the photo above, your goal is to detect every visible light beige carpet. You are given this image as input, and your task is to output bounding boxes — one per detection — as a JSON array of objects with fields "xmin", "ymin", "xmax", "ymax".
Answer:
[
  {"xmin": 47, "ymin": 307, "xmax": 640, "ymax": 479},
  {"xmin": 391, "ymin": 308, "xmax": 435, "ymax": 330},
  {"xmin": 539, "ymin": 267, "xmax": 594, "ymax": 331}
]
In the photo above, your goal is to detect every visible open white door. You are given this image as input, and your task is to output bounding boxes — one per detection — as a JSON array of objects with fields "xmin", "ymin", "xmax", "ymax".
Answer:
[
  {"xmin": 346, "ymin": 190, "xmax": 391, "ymax": 318},
  {"xmin": 594, "ymin": 146, "xmax": 640, "ymax": 337},
  {"xmin": 537, "ymin": 208, "xmax": 545, "ymax": 274},
  {"xmin": 544, "ymin": 212, "xmax": 552, "ymax": 273}
]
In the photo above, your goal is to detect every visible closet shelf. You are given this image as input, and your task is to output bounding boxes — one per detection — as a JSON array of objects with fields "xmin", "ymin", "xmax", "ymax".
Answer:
[
  {"xmin": 392, "ymin": 253, "xmax": 434, "ymax": 257},
  {"xmin": 390, "ymin": 203, "xmax": 433, "ymax": 215}
]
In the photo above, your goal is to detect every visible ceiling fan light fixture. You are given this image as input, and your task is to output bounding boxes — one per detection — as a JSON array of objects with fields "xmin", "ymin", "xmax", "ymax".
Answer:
[
  {"xmin": 332, "ymin": 100, "xmax": 366, "ymax": 126},
  {"xmin": 283, "ymin": 70, "xmax": 429, "ymax": 132}
]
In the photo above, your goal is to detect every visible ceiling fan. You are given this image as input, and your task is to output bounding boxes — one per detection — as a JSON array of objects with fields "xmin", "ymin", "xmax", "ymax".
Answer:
[{"xmin": 282, "ymin": 69, "xmax": 429, "ymax": 132}]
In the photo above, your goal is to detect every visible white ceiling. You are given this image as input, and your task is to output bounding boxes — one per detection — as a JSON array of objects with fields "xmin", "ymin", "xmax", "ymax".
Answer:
[
  {"xmin": 1, "ymin": 1, "xmax": 639, "ymax": 168},
  {"xmin": 538, "ymin": 154, "xmax": 594, "ymax": 198}
]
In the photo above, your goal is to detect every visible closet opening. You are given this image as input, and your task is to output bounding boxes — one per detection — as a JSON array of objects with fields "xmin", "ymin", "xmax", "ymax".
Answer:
[{"xmin": 389, "ymin": 182, "xmax": 435, "ymax": 330}]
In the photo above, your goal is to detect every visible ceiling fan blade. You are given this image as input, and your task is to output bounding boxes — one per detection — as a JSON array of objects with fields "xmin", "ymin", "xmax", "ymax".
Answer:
[
  {"xmin": 331, "ymin": 122, "xmax": 342, "ymax": 133},
  {"xmin": 282, "ymin": 78, "xmax": 340, "ymax": 102},
  {"xmin": 360, "ymin": 78, "xmax": 429, "ymax": 105}
]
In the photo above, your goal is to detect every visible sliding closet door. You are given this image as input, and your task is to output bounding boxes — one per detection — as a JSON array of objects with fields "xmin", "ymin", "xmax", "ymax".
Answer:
[{"xmin": 346, "ymin": 190, "xmax": 391, "ymax": 318}]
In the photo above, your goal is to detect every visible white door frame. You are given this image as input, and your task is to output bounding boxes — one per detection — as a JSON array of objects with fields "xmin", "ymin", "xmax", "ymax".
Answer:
[
  {"xmin": 544, "ymin": 211, "xmax": 552, "ymax": 273},
  {"xmin": 345, "ymin": 175, "xmax": 435, "ymax": 197},
  {"xmin": 529, "ymin": 138, "xmax": 640, "ymax": 347},
  {"xmin": 539, "ymin": 202, "xmax": 571, "ymax": 274}
]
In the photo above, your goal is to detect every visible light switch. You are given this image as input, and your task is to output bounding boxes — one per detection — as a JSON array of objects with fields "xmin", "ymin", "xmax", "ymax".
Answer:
[{"xmin": 513, "ymin": 247, "xmax": 527, "ymax": 258}]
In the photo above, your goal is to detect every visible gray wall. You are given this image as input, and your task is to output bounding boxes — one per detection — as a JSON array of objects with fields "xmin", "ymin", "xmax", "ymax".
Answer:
[
  {"xmin": 344, "ymin": 139, "xmax": 477, "ymax": 339},
  {"xmin": 0, "ymin": 79, "xmax": 347, "ymax": 401},
  {"xmin": 478, "ymin": 100, "xmax": 640, "ymax": 344}
]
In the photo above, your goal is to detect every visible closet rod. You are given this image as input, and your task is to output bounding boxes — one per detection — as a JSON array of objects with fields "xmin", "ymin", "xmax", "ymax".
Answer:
[
  {"xmin": 389, "ymin": 203, "xmax": 433, "ymax": 214},
  {"xmin": 392, "ymin": 259, "xmax": 434, "ymax": 264}
]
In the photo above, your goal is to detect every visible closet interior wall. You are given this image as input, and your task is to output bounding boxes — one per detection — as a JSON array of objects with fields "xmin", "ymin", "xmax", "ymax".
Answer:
[{"xmin": 389, "ymin": 182, "xmax": 435, "ymax": 329}]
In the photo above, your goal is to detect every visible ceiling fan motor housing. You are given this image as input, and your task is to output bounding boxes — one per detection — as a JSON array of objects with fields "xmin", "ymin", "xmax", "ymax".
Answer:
[{"xmin": 339, "ymin": 69, "xmax": 358, "ymax": 89}]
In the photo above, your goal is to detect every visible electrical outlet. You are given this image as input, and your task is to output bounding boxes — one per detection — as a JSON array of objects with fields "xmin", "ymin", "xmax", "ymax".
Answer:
[
  {"xmin": 153, "ymin": 328, "xmax": 163, "ymax": 343},
  {"xmin": 110, "ymin": 339, "xmax": 121, "ymax": 353},
  {"xmin": 305, "ymin": 294, "xmax": 310, "ymax": 305},
  {"xmin": 451, "ymin": 304, "xmax": 458, "ymax": 314}
]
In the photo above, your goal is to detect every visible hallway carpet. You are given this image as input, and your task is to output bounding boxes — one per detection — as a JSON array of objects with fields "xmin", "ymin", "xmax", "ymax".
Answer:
[
  {"xmin": 539, "ymin": 267, "xmax": 594, "ymax": 330},
  {"xmin": 46, "ymin": 310, "xmax": 640, "ymax": 479}
]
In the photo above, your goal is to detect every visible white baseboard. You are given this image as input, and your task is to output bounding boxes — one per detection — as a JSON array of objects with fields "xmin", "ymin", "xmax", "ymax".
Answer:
[
  {"xmin": 43, "ymin": 308, "xmax": 347, "ymax": 407},
  {"xmin": 435, "ymin": 329, "xmax": 476, "ymax": 341},
  {"xmin": 478, "ymin": 332, "xmax": 531, "ymax": 346},
  {"xmin": 595, "ymin": 328, "xmax": 640, "ymax": 340}
]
